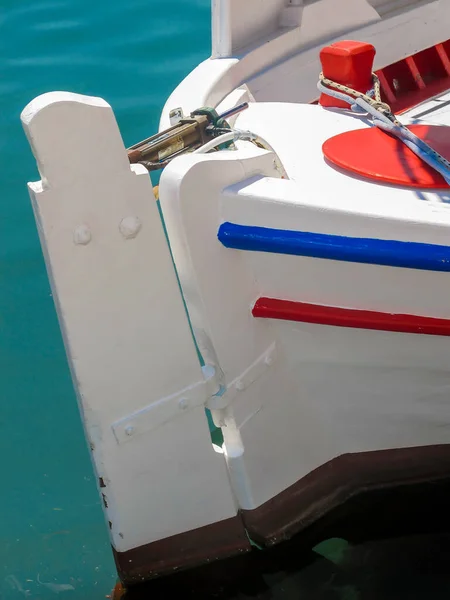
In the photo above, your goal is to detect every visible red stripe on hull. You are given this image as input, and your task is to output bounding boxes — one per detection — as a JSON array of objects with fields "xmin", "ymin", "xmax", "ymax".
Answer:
[{"xmin": 252, "ymin": 298, "xmax": 450, "ymax": 336}]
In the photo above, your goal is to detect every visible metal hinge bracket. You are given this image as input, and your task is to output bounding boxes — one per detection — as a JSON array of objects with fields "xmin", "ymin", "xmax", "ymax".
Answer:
[
  {"xmin": 112, "ymin": 365, "xmax": 219, "ymax": 444},
  {"xmin": 206, "ymin": 342, "xmax": 277, "ymax": 410}
]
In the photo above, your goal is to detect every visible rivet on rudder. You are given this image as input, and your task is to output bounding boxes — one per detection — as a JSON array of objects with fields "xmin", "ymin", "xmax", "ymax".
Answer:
[
  {"xmin": 119, "ymin": 216, "xmax": 142, "ymax": 239},
  {"xmin": 74, "ymin": 224, "xmax": 92, "ymax": 245}
]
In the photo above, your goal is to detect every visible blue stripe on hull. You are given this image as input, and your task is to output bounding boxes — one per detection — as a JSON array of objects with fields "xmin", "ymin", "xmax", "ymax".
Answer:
[{"xmin": 218, "ymin": 222, "xmax": 450, "ymax": 272}]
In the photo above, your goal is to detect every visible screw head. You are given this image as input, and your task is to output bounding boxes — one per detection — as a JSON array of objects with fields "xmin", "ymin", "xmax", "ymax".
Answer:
[{"xmin": 125, "ymin": 426, "xmax": 135, "ymax": 437}]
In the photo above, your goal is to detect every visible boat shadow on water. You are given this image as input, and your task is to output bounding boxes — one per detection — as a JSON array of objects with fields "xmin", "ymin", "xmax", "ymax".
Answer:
[{"xmin": 115, "ymin": 477, "xmax": 450, "ymax": 599}]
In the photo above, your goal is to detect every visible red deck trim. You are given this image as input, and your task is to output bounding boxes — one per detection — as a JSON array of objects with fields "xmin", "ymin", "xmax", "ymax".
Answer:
[
  {"xmin": 394, "ymin": 77, "xmax": 450, "ymax": 114},
  {"xmin": 376, "ymin": 69, "xmax": 397, "ymax": 105},
  {"xmin": 436, "ymin": 43, "xmax": 450, "ymax": 76},
  {"xmin": 252, "ymin": 297, "xmax": 450, "ymax": 336},
  {"xmin": 312, "ymin": 39, "xmax": 450, "ymax": 113},
  {"xmin": 405, "ymin": 56, "xmax": 426, "ymax": 90},
  {"xmin": 376, "ymin": 39, "xmax": 450, "ymax": 114}
]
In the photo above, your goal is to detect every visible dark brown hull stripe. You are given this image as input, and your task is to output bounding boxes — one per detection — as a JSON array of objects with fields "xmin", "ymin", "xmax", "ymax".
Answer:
[
  {"xmin": 114, "ymin": 444, "xmax": 450, "ymax": 585},
  {"xmin": 114, "ymin": 514, "xmax": 251, "ymax": 585},
  {"xmin": 241, "ymin": 444, "xmax": 450, "ymax": 546}
]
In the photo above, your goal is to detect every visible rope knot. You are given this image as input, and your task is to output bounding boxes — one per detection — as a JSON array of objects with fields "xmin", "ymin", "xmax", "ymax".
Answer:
[{"xmin": 317, "ymin": 71, "xmax": 450, "ymax": 185}]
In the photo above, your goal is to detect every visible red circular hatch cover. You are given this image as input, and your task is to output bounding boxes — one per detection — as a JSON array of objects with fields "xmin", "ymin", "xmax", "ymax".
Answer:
[{"xmin": 322, "ymin": 124, "xmax": 450, "ymax": 189}]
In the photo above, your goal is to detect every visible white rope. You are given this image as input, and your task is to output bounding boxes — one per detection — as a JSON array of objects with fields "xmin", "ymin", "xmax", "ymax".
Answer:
[
  {"xmin": 194, "ymin": 129, "xmax": 289, "ymax": 179},
  {"xmin": 193, "ymin": 132, "xmax": 237, "ymax": 154},
  {"xmin": 318, "ymin": 73, "xmax": 450, "ymax": 185}
]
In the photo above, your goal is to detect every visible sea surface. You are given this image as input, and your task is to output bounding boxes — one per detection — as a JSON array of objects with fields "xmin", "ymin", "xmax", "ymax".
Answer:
[
  {"xmin": 1, "ymin": 2, "xmax": 450, "ymax": 599},
  {"xmin": 0, "ymin": 1, "xmax": 210, "ymax": 597}
]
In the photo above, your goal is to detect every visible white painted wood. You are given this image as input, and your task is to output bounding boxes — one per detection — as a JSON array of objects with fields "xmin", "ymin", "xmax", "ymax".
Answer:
[
  {"xmin": 223, "ymin": 99, "xmax": 450, "ymax": 320},
  {"xmin": 158, "ymin": 147, "xmax": 324, "ymax": 510},
  {"xmin": 231, "ymin": 322, "xmax": 450, "ymax": 501},
  {"xmin": 220, "ymin": 162, "xmax": 450, "ymax": 474},
  {"xmin": 279, "ymin": 2, "xmax": 303, "ymax": 28},
  {"xmin": 212, "ymin": 0, "xmax": 287, "ymax": 58},
  {"xmin": 159, "ymin": 147, "xmax": 279, "ymax": 385},
  {"xmin": 368, "ymin": 0, "xmax": 435, "ymax": 17},
  {"xmin": 231, "ymin": 100, "xmax": 450, "ymax": 239},
  {"xmin": 217, "ymin": 100, "xmax": 450, "ymax": 503},
  {"xmin": 21, "ymin": 92, "xmax": 238, "ymax": 553},
  {"xmin": 248, "ymin": 0, "xmax": 446, "ymax": 102},
  {"xmin": 161, "ymin": 0, "xmax": 444, "ymax": 127},
  {"xmin": 159, "ymin": 75, "xmax": 450, "ymax": 508},
  {"xmin": 160, "ymin": 148, "xmax": 311, "ymax": 509}
]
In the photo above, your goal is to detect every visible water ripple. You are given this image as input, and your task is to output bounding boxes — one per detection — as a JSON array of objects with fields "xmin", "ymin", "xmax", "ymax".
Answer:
[{"xmin": 30, "ymin": 19, "xmax": 81, "ymax": 31}]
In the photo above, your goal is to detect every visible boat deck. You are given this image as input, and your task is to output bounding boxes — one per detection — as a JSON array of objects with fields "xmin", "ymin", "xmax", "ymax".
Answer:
[
  {"xmin": 233, "ymin": 88, "xmax": 450, "ymax": 230},
  {"xmin": 407, "ymin": 89, "xmax": 450, "ymax": 124}
]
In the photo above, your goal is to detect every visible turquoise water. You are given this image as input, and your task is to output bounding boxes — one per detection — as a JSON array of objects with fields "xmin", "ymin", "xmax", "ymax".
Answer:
[{"xmin": 0, "ymin": 1, "xmax": 211, "ymax": 597}]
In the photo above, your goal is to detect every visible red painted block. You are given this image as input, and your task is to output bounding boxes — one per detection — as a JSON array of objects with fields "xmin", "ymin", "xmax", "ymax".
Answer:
[{"xmin": 319, "ymin": 40, "xmax": 376, "ymax": 108}]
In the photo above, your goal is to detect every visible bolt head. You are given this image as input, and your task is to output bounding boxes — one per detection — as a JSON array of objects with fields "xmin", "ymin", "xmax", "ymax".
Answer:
[
  {"xmin": 74, "ymin": 224, "xmax": 91, "ymax": 245},
  {"xmin": 120, "ymin": 216, "xmax": 142, "ymax": 239}
]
